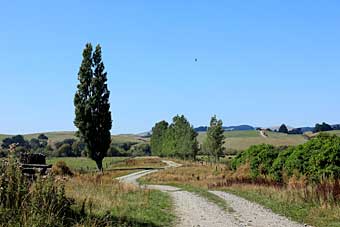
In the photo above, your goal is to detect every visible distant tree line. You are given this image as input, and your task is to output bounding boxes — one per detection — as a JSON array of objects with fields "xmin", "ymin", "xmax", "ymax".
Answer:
[
  {"xmin": 0, "ymin": 134, "xmax": 150, "ymax": 158},
  {"xmin": 276, "ymin": 122, "xmax": 336, "ymax": 135},
  {"xmin": 151, "ymin": 115, "xmax": 226, "ymax": 161}
]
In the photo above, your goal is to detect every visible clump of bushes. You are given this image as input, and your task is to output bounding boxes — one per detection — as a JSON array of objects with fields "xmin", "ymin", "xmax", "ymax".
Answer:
[
  {"xmin": 51, "ymin": 160, "xmax": 74, "ymax": 176},
  {"xmin": 231, "ymin": 133, "xmax": 340, "ymax": 183}
]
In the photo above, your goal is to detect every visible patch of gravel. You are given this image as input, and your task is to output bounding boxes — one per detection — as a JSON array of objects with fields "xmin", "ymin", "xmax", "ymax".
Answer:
[
  {"xmin": 210, "ymin": 190, "xmax": 305, "ymax": 227},
  {"xmin": 170, "ymin": 190, "xmax": 239, "ymax": 227}
]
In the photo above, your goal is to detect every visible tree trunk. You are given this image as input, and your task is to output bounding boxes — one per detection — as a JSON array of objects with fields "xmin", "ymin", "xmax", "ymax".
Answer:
[{"xmin": 96, "ymin": 159, "xmax": 103, "ymax": 173}]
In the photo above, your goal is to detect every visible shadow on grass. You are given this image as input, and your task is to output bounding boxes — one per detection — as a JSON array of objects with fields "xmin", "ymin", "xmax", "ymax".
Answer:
[{"xmin": 69, "ymin": 211, "xmax": 166, "ymax": 227}]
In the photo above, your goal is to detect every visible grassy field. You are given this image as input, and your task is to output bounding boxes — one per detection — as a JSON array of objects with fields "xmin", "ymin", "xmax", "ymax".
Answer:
[
  {"xmin": 0, "ymin": 131, "xmax": 148, "ymax": 144},
  {"xmin": 47, "ymin": 157, "xmax": 128, "ymax": 172},
  {"xmin": 47, "ymin": 156, "xmax": 166, "ymax": 172},
  {"xmin": 198, "ymin": 130, "xmax": 307, "ymax": 151},
  {"xmin": 306, "ymin": 130, "xmax": 340, "ymax": 138}
]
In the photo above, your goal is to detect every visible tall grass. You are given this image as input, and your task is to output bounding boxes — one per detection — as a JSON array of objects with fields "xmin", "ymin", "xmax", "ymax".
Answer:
[
  {"xmin": 65, "ymin": 171, "xmax": 174, "ymax": 227},
  {"xmin": 1, "ymin": 156, "xmax": 174, "ymax": 227},
  {"xmin": 0, "ymin": 156, "xmax": 73, "ymax": 227}
]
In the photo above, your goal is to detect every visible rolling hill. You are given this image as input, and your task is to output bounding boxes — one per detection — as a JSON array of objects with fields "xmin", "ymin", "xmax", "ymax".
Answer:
[
  {"xmin": 0, "ymin": 131, "xmax": 148, "ymax": 145},
  {"xmin": 197, "ymin": 130, "xmax": 307, "ymax": 151}
]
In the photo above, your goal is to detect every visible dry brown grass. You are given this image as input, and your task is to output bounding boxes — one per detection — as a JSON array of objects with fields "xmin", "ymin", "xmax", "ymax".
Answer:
[
  {"xmin": 65, "ymin": 170, "xmax": 145, "ymax": 213},
  {"xmin": 64, "ymin": 169, "xmax": 174, "ymax": 226},
  {"xmin": 142, "ymin": 161, "xmax": 229, "ymax": 188},
  {"xmin": 112, "ymin": 157, "xmax": 167, "ymax": 169}
]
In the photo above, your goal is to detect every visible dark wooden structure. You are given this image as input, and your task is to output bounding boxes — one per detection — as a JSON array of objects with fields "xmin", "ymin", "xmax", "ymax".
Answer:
[{"xmin": 20, "ymin": 153, "xmax": 52, "ymax": 175}]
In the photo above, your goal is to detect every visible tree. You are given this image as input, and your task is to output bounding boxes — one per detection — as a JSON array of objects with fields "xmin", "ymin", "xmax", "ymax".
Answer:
[
  {"xmin": 1, "ymin": 135, "xmax": 30, "ymax": 150},
  {"xmin": 57, "ymin": 144, "xmax": 74, "ymax": 157},
  {"xmin": 204, "ymin": 115, "xmax": 225, "ymax": 161},
  {"xmin": 38, "ymin": 134, "xmax": 48, "ymax": 140},
  {"xmin": 74, "ymin": 43, "xmax": 112, "ymax": 171},
  {"xmin": 314, "ymin": 122, "xmax": 333, "ymax": 133},
  {"xmin": 164, "ymin": 115, "xmax": 198, "ymax": 159},
  {"xmin": 278, "ymin": 124, "xmax": 288, "ymax": 134},
  {"xmin": 150, "ymin": 120, "xmax": 169, "ymax": 156},
  {"xmin": 157, "ymin": 115, "xmax": 198, "ymax": 159}
]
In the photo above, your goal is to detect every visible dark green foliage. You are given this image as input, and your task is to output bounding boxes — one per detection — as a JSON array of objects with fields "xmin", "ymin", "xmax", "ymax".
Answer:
[
  {"xmin": 107, "ymin": 142, "xmax": 139, "ymax": 157},
  {"xmin": 71, "ymin": 140, "xmax": 86, "ymax": 157},
  {"xmin": 231, "ymin": 144, "xmax": 279, "ymax": 178},
  {"xmin": 270, "ymin": 146, "xmax": 294, "ymax": 181},
  {"xmin": 74, "ymin": 43, "xmax": 112, "ymax": 171},
  {"xmin": 0, "ymin": 149, "xmax": 7, "ymax": 158},
  {"xmin": 129, "ymin": 143, "xmax": 151, "ymax": 156},
  {"xmin": 232, "ymin": 133, "xmax": 340, "ymax": 182},
  {"xmin": 150, "ymin": 120, "xmax": 169, "ymax": 156},
  {"xmin": 278, "ymin": 124, "xmax": 289, "ymax": 134},
  {"xmin": 29, "ymin": 138, "xmax": 47, "ymax": 151},
  {"xmin": 1, "ymin": 135, "xmax": 29, "ymax": 149},
  {"xmin": 44, "ymin": 139, "xmax": 85, "ymax": 157},
  {"xmin": 203, "ymin": 115, "xmax": 225, "ymax": 161},
  {"xmin": 285, "ymin": 133, "xmax": 340, "ymax": 180},
  {"xmin": 57, "ymin": 144, "xmax": 74, "ymax": 157},
  {"xmin": 288, "ymin": 128, "xmax": 303, "ymax": 135},
  {"xmin": 314, "ymin": 122, "xmax": 333, "ymax": 133},
  {"xmin": 38, "ymin": 134, "xmax": 48, "ymax": 140}
]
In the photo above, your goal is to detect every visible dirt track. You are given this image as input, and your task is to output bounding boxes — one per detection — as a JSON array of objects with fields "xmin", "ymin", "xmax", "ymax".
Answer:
[{"xmin": 117, "ymin": 161, "xmax": 305, "ymax": 227}]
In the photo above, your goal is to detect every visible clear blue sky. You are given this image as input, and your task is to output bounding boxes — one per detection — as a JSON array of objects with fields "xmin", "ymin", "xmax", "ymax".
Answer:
[{"xmin": 1, "ymin": 1, "xmax": 339, "ymax": 134}]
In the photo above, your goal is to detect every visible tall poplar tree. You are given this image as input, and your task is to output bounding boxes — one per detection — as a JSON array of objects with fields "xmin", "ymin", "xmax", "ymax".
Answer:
[
  {"xmin": 74, "ymin": 43, "xmax": 112, "ymax": 171},
  {"xmin": 204, "ymin": 115, "xmax": 225, "ymax": 161},
  {"xmin": 150, "ymin": 120, "xmax": 169, "ymax": 156}
]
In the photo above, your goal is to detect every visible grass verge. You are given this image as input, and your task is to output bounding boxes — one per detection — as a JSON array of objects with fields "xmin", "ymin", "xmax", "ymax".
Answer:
[
  {"xmin": 66, "ymin": 171, "xmax": 175, "ymax": 227},
  {"xmin": 47, "ymin": 157, "xmax": 127, "ymax": 172},
  {"xmin": 224, "ymin": 185, "xmax": 340, "ymax": 227}
]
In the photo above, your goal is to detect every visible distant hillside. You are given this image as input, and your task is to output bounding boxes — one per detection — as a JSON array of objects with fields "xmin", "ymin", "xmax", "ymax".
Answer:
[
  {"xmin": 195, "ymin": 125, "xmax": 254, "ymax": 132},
  {"xmin": 0, "ymin": 131, "xmax": 148, "ymax": 144},
  {"xmin": 197, "ymin": 130, "xmax": 307, "ymax": 151},
  {"xmin": 305, "ymin": 130, "xmax": 340, "ymax": 138}
]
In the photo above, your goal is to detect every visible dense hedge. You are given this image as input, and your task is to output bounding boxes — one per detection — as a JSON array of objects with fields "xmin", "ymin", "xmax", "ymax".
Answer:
[{"xmin": 231, "ymin": 133, "xmax": 340, "ymax": 182}]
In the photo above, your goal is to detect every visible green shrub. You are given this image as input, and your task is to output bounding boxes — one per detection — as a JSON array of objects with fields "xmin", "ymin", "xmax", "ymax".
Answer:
[
  {"xmin": 232, "ymin": 133, "xmax": 340, "ymax": 183},
  {"xmin": 231, "ymin": 144, "xmax": 279, "ymax": 178},
  {"xmin": 270, "ymin": 146, "xmax": 294, "ymax": 181}
]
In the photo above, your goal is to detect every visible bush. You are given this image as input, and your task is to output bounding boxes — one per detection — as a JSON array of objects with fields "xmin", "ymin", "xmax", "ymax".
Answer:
[
  {"xmin": 232, "ymin": 133, "xmax": 340, "ymax": 183},
  {"xmin": 129, "ymin": 143, "xmax": 151, "ymax": 157},
  {"xmin": 57, "ymin": 144, "xmax": 74, "ymax": 157},
  {"xmin": 51, "ymin": 161, "xmax": 74, "ymax": 176},
  {"xmin": 231, "ymin": 144, "xmax": 279, "ymax": 178}
]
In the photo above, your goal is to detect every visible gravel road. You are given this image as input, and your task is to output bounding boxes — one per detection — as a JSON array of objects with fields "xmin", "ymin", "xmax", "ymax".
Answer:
[
  {"xmin": 211, "ymin": 190, "xmax": 304, "ymax": 227},
  {"xmin": 117, "ymin": 160, "xmax": 306, "ymax": 227}
]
